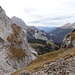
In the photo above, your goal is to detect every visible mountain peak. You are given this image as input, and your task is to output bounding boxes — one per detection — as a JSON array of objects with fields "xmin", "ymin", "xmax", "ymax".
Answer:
[
  {"xmin": 0, "ymin": 6, "xmax": 6, "ymax": 15},
  {"xmin": 60, "ymin": 23, "xmax": 72, "ymax": 29},
  {"xmin": 60, "ymin": 22, "xmax": 75, "ymax": 29},
  {"xmin": 11, "ymin": 16, "xmax": 27, "ymax": 29}
]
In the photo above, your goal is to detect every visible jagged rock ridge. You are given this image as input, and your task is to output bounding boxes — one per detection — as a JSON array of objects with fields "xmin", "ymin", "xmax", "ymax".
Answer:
[
  {"xmin": 0, "ymin": 6, "xmax": 37, "ymax": 75},
  {"xmin": 11, "ymin": 16, "xmax": 27, "ymax": 30}
]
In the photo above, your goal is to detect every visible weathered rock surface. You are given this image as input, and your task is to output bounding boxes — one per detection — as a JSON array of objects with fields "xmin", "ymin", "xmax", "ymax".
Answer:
[
  {"xmin": 27, "ymin": 26, "xmax": 52, "ymax": 41},
  {"xmin": 32, "ymin": 57, "xmax": 75, "ymax": 75},
  {"xmin": 61, "ymin": 29, "xmax": 75, "ymax": 48},
  {"xmin": 0, "ymin": 6, "xmax": 37, "ymax": 75}
]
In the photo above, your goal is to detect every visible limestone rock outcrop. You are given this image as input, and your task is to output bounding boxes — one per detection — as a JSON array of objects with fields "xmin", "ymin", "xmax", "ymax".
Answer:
[
  {"xmin": 61, "ymin": 29, "xmax": 75, "ymax": 48},
  {"xmin": 0, "ymin": 6, "xmax": 37, "ymax": 75}
]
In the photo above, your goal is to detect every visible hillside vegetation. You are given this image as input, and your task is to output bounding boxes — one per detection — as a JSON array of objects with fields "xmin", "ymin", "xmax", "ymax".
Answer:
[{"xmin": 29, "ymin": 39, "xmax": 59, "ymax": 55}]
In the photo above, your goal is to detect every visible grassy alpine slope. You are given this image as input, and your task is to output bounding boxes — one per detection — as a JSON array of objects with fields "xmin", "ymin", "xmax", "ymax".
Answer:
[{"xmin": 11, "ymin": 48, "xmax": 75, "ymax": 75}]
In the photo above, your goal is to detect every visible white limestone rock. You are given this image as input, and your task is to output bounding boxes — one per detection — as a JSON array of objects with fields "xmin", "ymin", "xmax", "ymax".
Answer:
[
  {"xmin": 0, "ymin": 6, "xmax": 37, "ymax": 75},
  {"xmin": 61, "ymin": 29, "xmax": 75, "ymax": 48}
]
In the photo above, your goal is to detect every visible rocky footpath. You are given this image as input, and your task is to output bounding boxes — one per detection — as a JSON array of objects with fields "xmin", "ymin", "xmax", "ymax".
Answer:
[{"xmin": 32, "ymin": 57, "xmax": 75, "ymax": 75}]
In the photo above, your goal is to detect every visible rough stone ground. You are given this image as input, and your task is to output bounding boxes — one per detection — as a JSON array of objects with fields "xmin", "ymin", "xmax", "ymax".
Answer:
[{"xmin": 32, "ymin": 57, "xmax": 75, "ymax": 75}]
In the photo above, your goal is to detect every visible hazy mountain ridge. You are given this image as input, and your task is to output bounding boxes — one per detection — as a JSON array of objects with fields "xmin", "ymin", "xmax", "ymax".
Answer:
[
  {"xmin": 36, "ymin": 26, "xmax": 57, "ymax": 33},
  {"xmin": 60, "ymin": 23, "xmax": 75, "ymax": 29},
  {"xmin": 49, "ymin": 23, "xmax": 75, "ymax": 45}
]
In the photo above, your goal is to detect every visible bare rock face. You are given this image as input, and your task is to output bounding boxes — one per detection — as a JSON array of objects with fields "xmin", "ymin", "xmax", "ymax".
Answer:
[
  {"xmin": 11, "ymin": 16, "xmax": 27, "ymax": 30},
  {"xmin": 61, "ymin": 29, "xmax": 75, "ymax": 48},
  {"xmin": 27, "ymin": 26, "xmax": 51, "ymax": 41},
  {"xmin": 0, "ymin": 6, "xmax": 37, "ymax": 75}
]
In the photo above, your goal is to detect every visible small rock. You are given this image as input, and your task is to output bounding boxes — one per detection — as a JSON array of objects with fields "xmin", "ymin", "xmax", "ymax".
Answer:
[{"xmin": 19, "ymin": 70, "xmax": 31, "ymax": 75}]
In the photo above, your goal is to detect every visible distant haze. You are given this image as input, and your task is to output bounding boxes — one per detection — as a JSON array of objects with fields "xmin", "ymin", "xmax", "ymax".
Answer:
[
  {"xmin": 36, "ymin": 26, "xmax": 57, "ymax": 33},
  {"xmin": 0, "ymin": 0, "xmax": 75, "ymax": 27}
]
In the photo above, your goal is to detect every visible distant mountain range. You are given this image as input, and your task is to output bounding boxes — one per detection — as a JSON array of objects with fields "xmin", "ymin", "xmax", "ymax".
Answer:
[
  {"xmin": 36, "ymin": 26, "xmax": 57, "ymax": 33},
  {"xmin": 49, "ymin": 23, "xmax": 75, "ymax": 45}
]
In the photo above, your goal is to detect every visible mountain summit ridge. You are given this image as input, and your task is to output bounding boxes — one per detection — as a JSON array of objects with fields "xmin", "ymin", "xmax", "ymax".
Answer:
[
  {"xmin": 60, "ymin": 23, "xmax": 75, "ymax": 29},
  {"xmin": 49, "ymin": 23, "xmax": 75, "ymax": 44}
]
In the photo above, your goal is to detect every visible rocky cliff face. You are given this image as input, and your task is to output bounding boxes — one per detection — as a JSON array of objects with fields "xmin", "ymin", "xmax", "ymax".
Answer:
[
  {"xmin": 61, "ymin": 29, "xmax": 75, "ymax": 48},
  {"xmin": 27, "ymin": 26, "xmax": 52, "ymax": 41},
  {"xmin": 11, "ymin": 16, "xmax": 27, "ymax": 30},
  {"xmin": 0, "ymin": 6, "xmax": 37, "ymax": 75}
]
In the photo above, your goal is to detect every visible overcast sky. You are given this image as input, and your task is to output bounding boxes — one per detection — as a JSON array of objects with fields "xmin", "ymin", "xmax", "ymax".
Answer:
[{"xmin": 0, "ymin": 0, "xmax": 75, "ymax": 27}]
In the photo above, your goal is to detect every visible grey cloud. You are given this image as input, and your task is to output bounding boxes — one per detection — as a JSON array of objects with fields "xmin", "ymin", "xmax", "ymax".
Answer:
[
  {"xmin": 24, "ymin": 8, "xmax": 36, "ymax": 13},
  {"xmin": 43, "ymin": 16, "xmax": 73, "ymax": 21},
  {"xmin": 27, "ymin": 9, "xmax": 75, "ymax": 27},
  {"xmin": 28, "ymin": 20, "xmax": 42, "ymax": 23},
  {"xmin": 30, "ymin": 14, "xmax": 45, "ymax": 18},
  {"xmin": 29, "ymin": 15, "xmax": 73, "ymax": 24}
]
